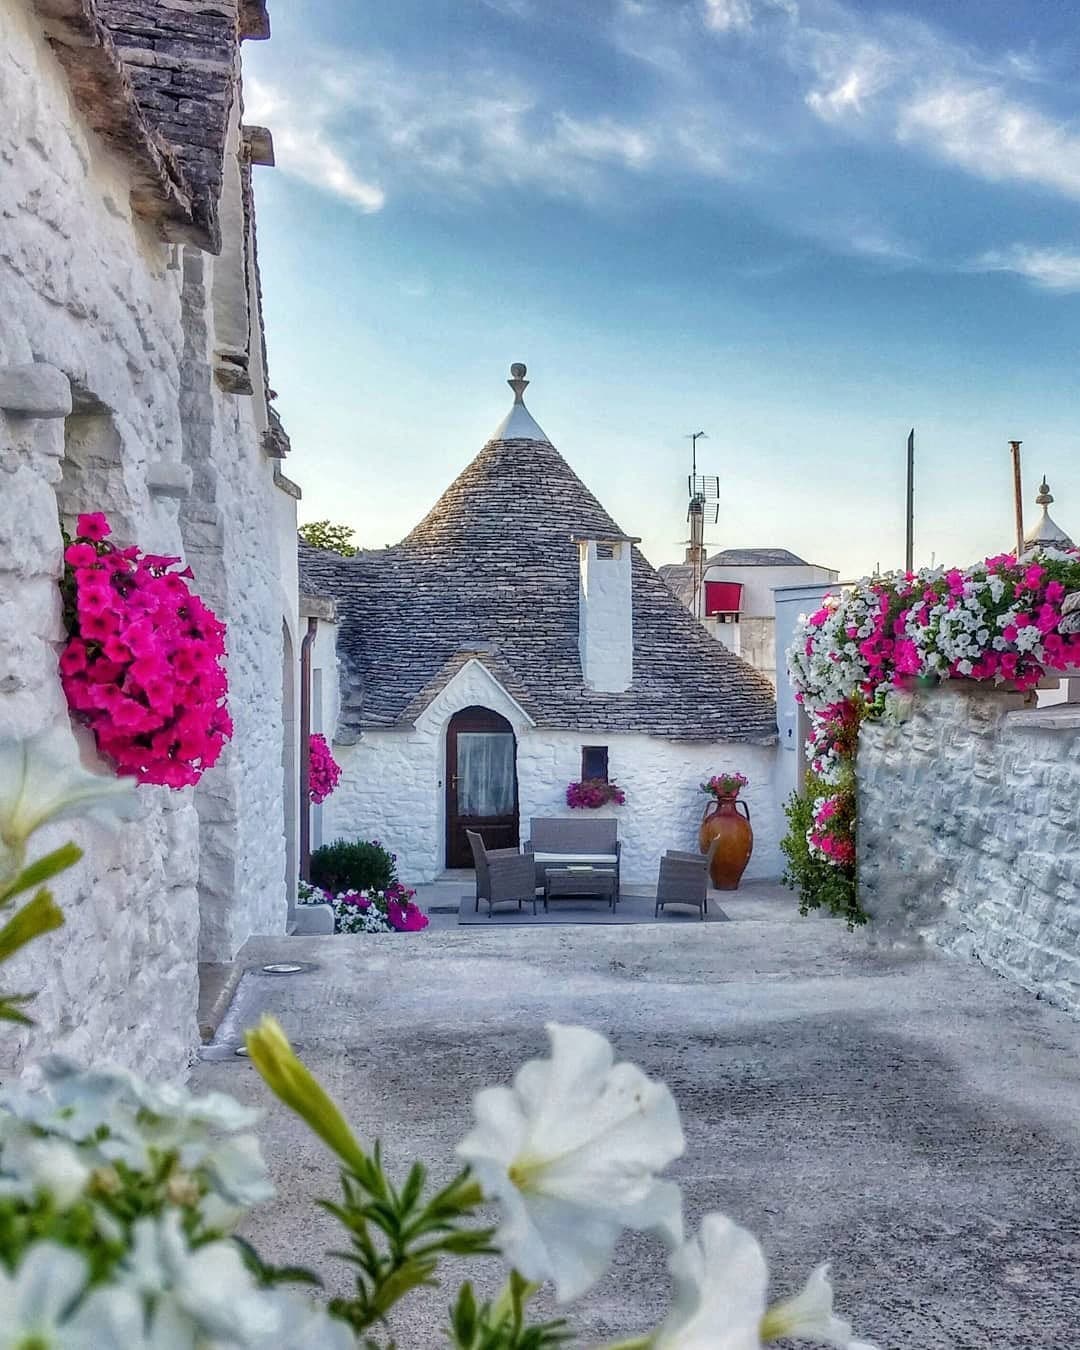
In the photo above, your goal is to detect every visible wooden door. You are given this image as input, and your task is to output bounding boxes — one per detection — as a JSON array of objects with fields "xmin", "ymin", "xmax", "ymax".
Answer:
[{"xmin": 446, "ymin": 707, "xmax": 519, "ymax": 868}]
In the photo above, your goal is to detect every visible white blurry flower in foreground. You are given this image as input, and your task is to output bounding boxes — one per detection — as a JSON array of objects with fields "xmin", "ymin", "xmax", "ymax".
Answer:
[
  {"xmin": 456, "ymin": 1022, "xmax": 684, "ymax": 1303},
  {"xmin": 761, "ymin": 1260, "xmax": 879, "ymax": 1348},
  {"xmin": 654, "ymin": 1212, "xmax": 878, "ymax": 1350},
  {"xmin": 653, "ymin": 1213, "xmax": 767, "ymax": 1350},
  {"xmin": 0, "ymin": 1130, "xmax": 90, "ymax": 1210},
  {"xmin": 125, "ymin": 1210, "xmax": 278, "ymax": 1343},
  {"xmin": 0, "ymin": 730, "xmax": 136, "ymax": 878},
  {"xmin": 0, "ymin": 1242, "xmax": 144, "ymax": 1350}
]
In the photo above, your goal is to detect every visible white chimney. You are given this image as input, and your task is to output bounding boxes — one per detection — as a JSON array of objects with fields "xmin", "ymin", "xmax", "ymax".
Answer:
[{"xmin": 575, "ymin": 533, "xmax": 637, "ymax": 693}]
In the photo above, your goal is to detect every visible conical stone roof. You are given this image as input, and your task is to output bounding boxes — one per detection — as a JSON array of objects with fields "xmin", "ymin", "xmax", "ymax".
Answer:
[
  {"xmin": 301, "ymin": 370, "xmax": 777, "ymax": 743},
  {"xmin": 1024, "ymin": 478, "xmax": 1074, "ymax": 551}
]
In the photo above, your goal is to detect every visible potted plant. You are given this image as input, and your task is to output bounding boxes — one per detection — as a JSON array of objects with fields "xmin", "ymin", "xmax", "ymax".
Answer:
[
  {"xmin": 566, "ymin": 779, "xmax": 626, "ymax": 810},
  {"xmin": 699, "ymin": 772, "xmax": 753, "ymax": 890}
]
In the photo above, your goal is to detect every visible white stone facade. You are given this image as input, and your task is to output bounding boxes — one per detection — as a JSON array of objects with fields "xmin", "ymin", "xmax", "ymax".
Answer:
[
  {"xmin": 858, "ymin": 686, "xmax": 1080, "ymax": 1016},
  {"xmin": 0, "ymin": 0, "xmax": 297, "ymax": 1077},
  {"xmin": 318, "ymin": 657, "xmax": 782, "ymax": 886}
]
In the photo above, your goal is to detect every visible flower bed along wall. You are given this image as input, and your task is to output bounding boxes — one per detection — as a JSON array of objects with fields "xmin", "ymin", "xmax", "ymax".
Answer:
[{"xmin": 784, "ymin": 548, "xmax": 1080, "ymax": 927}]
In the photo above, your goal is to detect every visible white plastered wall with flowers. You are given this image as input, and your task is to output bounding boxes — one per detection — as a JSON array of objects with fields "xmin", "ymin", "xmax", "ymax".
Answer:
[
  {"xmin": 322, "ymin": 659, "xmax": 783, "ymax": 886},
  {"xmin": 0, "ymin": 1, "xmax": 295, "ymax": 1076}
]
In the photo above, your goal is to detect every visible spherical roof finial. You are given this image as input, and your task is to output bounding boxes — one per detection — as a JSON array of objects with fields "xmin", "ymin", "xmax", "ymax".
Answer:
[
  {"xmin": 1036, "ymin": 477, "xmax": 1054, "ymax": 507},
  {"xmin": 507, "ymin": 362, "xmax": 529, "ymax": 403}
]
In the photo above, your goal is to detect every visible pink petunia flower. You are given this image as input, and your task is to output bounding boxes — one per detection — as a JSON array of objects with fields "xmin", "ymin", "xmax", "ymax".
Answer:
[{"xmin": 76, "ymin": 513, "xmax": 111, "ymax": 542}]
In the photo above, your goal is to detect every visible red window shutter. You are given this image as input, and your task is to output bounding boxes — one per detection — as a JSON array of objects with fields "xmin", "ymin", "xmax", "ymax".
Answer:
[{"xmin": 704, "ymin": 581, "xmax": 743, "ymax": 616}]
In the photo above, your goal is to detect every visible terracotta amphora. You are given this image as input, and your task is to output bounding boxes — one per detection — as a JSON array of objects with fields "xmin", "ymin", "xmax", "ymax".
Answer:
[{"xmin": 699, "ymin": 795, "xmax": 753, "ymax": 890}]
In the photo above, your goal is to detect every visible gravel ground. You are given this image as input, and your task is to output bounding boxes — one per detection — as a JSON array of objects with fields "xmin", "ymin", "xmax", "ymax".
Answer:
[{"xmin": 193, "ymin": 882, "xmax": 1080, "ymax": 1349}]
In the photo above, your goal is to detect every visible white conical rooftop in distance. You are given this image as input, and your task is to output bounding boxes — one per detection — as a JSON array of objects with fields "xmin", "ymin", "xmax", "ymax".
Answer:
[
  {"xmin": 488, "ymin": 362, "xmax": 551, "ymax": 443},
  {"xmin": 1024, "ymin": 477, "xmax": 1074, "ymax": 550}
]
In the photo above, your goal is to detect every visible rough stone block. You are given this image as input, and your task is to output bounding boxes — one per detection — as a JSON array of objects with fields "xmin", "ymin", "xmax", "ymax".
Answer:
[{"xmin": 0, "ymin": 363, "xmax": 72, "ymax": 418}]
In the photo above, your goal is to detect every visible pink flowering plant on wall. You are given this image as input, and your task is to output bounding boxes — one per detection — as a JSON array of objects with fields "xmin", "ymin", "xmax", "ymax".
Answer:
[
  {"xmin": 308, "ymin": 733, "xmax": 341, "ymax": 804},
  {"xmin": 59, "ymin": 512, "xmax": 232, "ymax": 789},
  {"xmin": 565, "ymin": 778, "xmax": 626, "ymax": 809},
  {"xmin": 783, "ymin": 547, "xmax": 1080, "ymax": 926}
]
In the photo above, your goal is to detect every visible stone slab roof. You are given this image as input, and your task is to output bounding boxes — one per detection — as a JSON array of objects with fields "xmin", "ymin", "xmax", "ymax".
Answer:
[
  {"xmin": 32, "ymin": 0, "xmax": 199, "ymax": 240},
  {"xmin": 36, "ymin": 1, "xmax": 271, "ymax": 252},
  {"xmin": 299, "ymin": 404, "xmax": 778, "ymax": 745},
  {"xmin": 706, "ymin": 548, "xmax": 810, "ymax": 567}
]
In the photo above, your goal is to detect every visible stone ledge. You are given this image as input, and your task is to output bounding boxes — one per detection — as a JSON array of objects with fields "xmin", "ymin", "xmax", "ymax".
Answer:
[
  {"xmin": 0, "ymin": 362, "xmax": 72, "ymax": 418},
  {"xmin": 197, "ymin": 960, "xmax": 242, "ymax": 1043},
  {"xmin": 299, "ymin": 592, "xmax": 337, "ymax": 622},
  {"xmin": 1005, "ymin": 707, "xmax": 1080, "ymax": 732},
  {"xmin": 273, "ymin": 467, "xmax": 301, "ymax": 500}
]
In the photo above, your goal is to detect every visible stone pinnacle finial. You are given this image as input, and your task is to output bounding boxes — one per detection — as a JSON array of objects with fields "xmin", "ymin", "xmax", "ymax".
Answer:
[
  {"xmin": 1036, "ymin": 477, "xmax": 1054, "ymax": 507},
  {"xmin": 508, "ymin": 362, "xmax": 529, "ymax": 404}
]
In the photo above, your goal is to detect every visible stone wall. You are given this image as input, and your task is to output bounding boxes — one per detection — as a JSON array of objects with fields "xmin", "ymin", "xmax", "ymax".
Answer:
[
  {"xmin": 0, "ymin": 0, "xmax": 294, "ymax": 1074},
  {"xmin": 1, "ymin": 0, "xmax": 200, "ymax": 1077},
  {"xmin": 858, "ymin": 686, "xmax": 1080, "ymax": 1015},
  {"xmin": 321, "ymin": 658, "xmax": 782, "ymax": 885}
]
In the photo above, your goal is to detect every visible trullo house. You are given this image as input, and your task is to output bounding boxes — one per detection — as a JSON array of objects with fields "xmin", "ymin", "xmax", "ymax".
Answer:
[{"xmin": 301, "ymin": 366, "xmax": 783, "ymax": 886}]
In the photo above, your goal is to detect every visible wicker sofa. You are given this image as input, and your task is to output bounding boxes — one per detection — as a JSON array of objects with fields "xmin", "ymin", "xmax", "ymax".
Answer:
[{"xmin": 523, "ymin": 817, "xmax": 621, "ymax": 901}]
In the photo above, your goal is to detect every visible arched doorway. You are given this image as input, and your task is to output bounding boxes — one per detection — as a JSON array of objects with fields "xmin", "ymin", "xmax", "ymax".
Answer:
[{"xmin": 445, "ymin": 707, "xmax": 519, "ymax": 867}]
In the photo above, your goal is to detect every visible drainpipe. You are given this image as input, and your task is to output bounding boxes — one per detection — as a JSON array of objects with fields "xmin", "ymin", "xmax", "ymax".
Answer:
[{"xmin": 299, "ymin": 616, "xmax": 318, "ymax": 880}]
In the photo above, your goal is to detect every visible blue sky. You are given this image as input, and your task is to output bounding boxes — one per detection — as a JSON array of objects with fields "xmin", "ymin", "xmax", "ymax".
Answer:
[{"xmin": 245, "ymin": 0, "xmax": 1080, "ymax": 579}]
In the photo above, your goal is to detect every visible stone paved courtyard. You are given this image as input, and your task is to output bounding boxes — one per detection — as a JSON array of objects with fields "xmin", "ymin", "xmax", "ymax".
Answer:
[{"xmin": 193, "ymin": 883, "xmax": 1080, "ymax": 1348}]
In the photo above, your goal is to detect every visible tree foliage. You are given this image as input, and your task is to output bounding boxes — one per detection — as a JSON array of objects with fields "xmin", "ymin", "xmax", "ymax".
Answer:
[{"xmin": 299, "ymin": 520, "xmax": 358, "ymax": 557}]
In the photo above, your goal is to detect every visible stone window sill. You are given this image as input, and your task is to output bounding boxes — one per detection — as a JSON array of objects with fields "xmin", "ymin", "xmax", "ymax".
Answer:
[{"xmin": 1006, "ymin": 707, "xmax": 1080, "ymax": 731}]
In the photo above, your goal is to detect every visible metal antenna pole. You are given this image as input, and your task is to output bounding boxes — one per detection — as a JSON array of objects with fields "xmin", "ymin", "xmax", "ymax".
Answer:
[
  {"xmin": 1009, "ymin": 440, "xmax": 1024, "ymax": 558},
  {"xmin": 905, "ymin": 428, "xmax": 914, "ymax": 573},
  {"xmin": 685, "ymin": 432, "xmax": 708, "ymax": 621}
]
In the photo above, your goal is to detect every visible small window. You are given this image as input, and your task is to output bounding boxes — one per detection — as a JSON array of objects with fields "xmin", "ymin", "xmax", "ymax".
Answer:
[
  {"xmin": 581, "ymin": 746, "xmax": 609, "ymax": 781},
  {"xmin": 596, "ymin": 542, "xmax": 616, "ymax": 559}
]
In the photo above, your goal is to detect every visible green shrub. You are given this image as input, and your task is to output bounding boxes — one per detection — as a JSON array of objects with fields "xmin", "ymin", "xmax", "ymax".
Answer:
[
  {"xmin": 780, "ymin": 788, "xmax": 867, "ymax": 929},
  {"xmin": 310, "ymin": 838, "xmax": 398, "ymax": 894}
]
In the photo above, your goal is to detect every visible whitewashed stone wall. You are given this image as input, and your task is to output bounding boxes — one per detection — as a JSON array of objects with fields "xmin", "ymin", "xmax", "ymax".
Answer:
[
  {"xmin": 0, "ymin": 0, "xmax": 199, "ymax": 1077},
  {"xmin": 177, "ymin": 246, "xmax": 293, "ymax": 961},
  {"xmin": 0, "ymin": 1, "xmax": 294, "ymax": 1074},
  {"xmin": 322, "ymin": 658, "xmax": 781, "ymax": 884},
  {"xmin": 859, "ymin": 686, "xmax": 1080, "ymax": 1015}
]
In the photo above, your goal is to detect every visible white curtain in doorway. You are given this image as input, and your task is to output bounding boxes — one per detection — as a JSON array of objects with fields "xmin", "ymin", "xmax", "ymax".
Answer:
[{"xmin": 457, "ymin": 732, "xmax": 515, "ymax": 817}]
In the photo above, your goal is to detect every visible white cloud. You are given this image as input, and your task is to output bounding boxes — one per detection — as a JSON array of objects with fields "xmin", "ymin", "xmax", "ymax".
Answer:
[
  {"xmin": 247, "ymin": 53, "xmax": 707, "ymax": 211},
  {"xmin": 553, "ymin": 114, "xmax": 654, "ymax": 168},
  {"xmin": 245, "ymin": 76, "xmax": 385, "ymax": 212},
  {"xmin": 703, "ymin": 0, "xmax": 755, "ymax": 33},
  {"xmin": 974, "ymin": 245, "xmax": 1080, "ymax": 292},
  {"xmin": 245, "ymin": 0, "xmax": 1080, "ymax": 266},
  {"xmin": 898, "ymin": 84, "xmax": 1080, "ymax": 200},
  {"xmin": 803, "ymin": 38, "xmax": 899, "ymax": 122}
]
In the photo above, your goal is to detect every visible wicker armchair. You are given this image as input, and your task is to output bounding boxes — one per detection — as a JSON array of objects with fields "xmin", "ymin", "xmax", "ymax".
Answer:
[
  {"xmin": 654, "ymin": 840, "xmax": 719, "ymax": 920},
  {"xmin": 466, "ymin": 830, "xmax": 538, "ymax": 917}
]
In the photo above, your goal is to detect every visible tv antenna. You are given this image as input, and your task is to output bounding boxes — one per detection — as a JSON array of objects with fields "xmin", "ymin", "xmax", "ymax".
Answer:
[{"xmin": 684, "ymin": 432, "xmax": 719, "ymax": 621}]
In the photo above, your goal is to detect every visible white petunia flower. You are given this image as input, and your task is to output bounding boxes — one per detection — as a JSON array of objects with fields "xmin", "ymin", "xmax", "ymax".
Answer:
[
  {"xmin": 761, "ymin": 1260, "xmax": 879, "ymax": 1348},
  {"xmin": 0, "ymin": 1132, "xmax": 90, "ymax": 1209},
  {"xmin": 654, "ymin": 1215, "xmax": 878, "ymax": 1350},
  {"xmin": 653, "ymin": 1212, "xmax": 767, "ymax": 1349},
  {"xmin": 456, "ymin": 1022, "xmax": 685, "ymax": 1302},
  {"xmin": 0, "ymin": 730, "xmax": 137, "ymax": 879},
  {"xmin": 125, "ymin": 1210, "xmax": 278, "ymax": 1343},
  {"xmin": 0, "ymin": 1242, "xmax": 145, "ymax": 1350}
]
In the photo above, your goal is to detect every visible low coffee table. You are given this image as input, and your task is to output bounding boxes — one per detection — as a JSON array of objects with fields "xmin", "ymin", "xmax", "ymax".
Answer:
[{"xmin": 544, "ymin": 867, "xmax": 617, "ymax": 911}]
